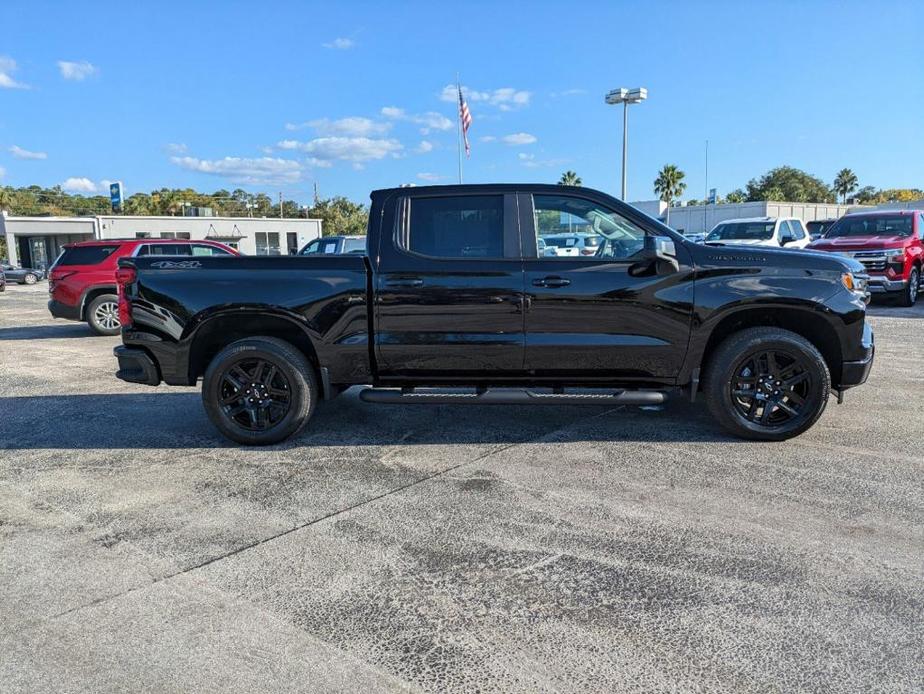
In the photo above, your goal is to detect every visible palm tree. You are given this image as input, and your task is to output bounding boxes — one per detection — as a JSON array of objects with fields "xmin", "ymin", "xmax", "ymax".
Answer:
[
  {"xmin": 558, "ymin": 171, "xmax": 582, "ymax": 186},
  {"xmin": 653, "ymin": 164, "xmax": 687, "ymax": 226},
  {"xmin": 833, "ymin": 168, "xmax": 859, "ymax": 204}
]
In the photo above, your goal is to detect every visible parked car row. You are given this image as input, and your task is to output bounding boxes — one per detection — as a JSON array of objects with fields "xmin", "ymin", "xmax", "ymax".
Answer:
[
  {"xmin": 0, "ymin": 263, "xmax": 45, "ymax": 284},
  {"xmin": 681, "ymin": 210, "xmax": 923, "ymax": 306}
]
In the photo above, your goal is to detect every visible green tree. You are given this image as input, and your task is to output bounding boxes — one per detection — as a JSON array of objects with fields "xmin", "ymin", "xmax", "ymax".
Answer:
[
  {"xmin": 308, "ymin": 196, "xmax": 369, "ymax": 235},
  {"xmin": 745, "ymin": 166, "xmax": 834, "ymax": 203},
  {"xmin": 833, "ymin": 168, "xmax": 859, "ymax": 203},
  {"xmin": 558, "ymin": 170, "xmax": 582, "ymax": 186},
  {"xmin": 653, "ymin": 164, "xmax": 687, "ymax": 225},
  {"xmin": 725, "ymin": 189, "xmax": 746, "ymax": 203}
]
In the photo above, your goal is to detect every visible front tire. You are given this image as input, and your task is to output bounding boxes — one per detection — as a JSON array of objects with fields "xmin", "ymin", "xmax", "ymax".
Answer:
[
  {"xmin": 704, "ymin": 327, "xmax": 830, "ymax": 441},
  {"xmin": 23, "ymin": 273, "xmax": 38, "ymax": 285},
  {"xmin": 202, "ymin": 337, "xmax": 317, "ymax": 445},
  {"xmin": 898, "ymin": 266, "xmax": 919, "ymax": 307},
  {"xmin": 86, "ymin": 294, "xmax": 121, "ymax": 335}
]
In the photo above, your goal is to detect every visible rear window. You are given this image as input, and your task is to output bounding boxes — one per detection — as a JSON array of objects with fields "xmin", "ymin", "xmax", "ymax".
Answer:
[
  {"xmin": 825, "ymin": 215, "xmax": 913, "ymax": 238},
  {"xmin": 706, "ymin": 222, "xmax": 775, "ymax": 241},
  {"xmin": 55, "ymin": 245, "xmax": 121, "ymax": 266}
]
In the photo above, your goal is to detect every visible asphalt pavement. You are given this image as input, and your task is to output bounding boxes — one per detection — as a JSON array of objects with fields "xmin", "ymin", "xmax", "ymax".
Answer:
[{"xmin": 1, "ymin": 282, "xmax": 922, "ymax": 692}]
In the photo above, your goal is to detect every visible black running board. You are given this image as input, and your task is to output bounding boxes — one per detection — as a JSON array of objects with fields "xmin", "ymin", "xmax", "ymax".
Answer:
[{"xmin": 358, "ymin": 387, "xmax": 667, "ymax": 406}]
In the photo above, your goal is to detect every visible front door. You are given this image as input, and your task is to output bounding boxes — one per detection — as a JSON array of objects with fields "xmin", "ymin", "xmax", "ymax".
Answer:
[
  {"xmin": 522, "ymin": 192, "xmax": 693, "ymax": 380},
  {"xmin": 375, "ymin": 192, "xmax": 525, "ymax": 378}
]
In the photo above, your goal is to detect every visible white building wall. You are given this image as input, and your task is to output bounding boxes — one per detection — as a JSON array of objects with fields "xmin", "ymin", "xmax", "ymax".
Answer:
[
  {"xmin": 1, "ymin": 215, "xmax": 98, "ymax": 266},
  {"xmin": 97, "ymin": 216, "xmax": 322, "ymax": 255},
  {"xmin": 632, "ymin": 200, "xmax": 868, "ymax": 235}
]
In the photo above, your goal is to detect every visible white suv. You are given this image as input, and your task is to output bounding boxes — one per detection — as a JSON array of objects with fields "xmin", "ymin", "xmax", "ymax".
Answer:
[{"xmin": 704, "ymin": 217, "xmax": 811, "ymax": 249}]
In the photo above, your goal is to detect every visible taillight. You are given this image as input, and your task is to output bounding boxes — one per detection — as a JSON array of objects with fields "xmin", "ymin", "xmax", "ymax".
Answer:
[{"xmin": 116, "ymin": 266, "xmax": 136, "ymax": 329}]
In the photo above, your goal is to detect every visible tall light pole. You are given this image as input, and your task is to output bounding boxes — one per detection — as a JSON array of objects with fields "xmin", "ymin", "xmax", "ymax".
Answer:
[{"xmin": 605, "ymin": 87, "xmax": 648, "ymax": 200}]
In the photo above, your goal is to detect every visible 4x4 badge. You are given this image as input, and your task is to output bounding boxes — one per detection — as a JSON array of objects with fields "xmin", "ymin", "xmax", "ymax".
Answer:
[{"xmin": 150, "ymin": 260, "xmax": 202, "ymax": 269}]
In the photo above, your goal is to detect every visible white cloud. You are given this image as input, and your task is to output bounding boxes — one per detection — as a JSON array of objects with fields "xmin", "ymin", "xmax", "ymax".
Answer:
[
  {"xmin": 57, "ymin": 60, "xmax": 98, "ymax": 81},
  {"xmin": 0, "ymin": 56, "xmax": 28, "ymax": 89},
  {"xmin": 61, "ymin": 177, "xmax": 103, "ymax": 193},
  {"xmin": 381, "ymin": 106, "xmax": 452, "ymax": 134},
  {"xmin": 9, "ymin": 145, "xmax": 47, "ymax": 160},
  {"xmin": 277, "ymin": 136, "xmax": 403, "ymax": 164},
  {"xmin": 415, "ymin": 140, "xmax": 434, "ymax": 154},
  {"xmin": 322, "ymin": 37, "xmax": 354, "ymax": 49},
  {"xmin": 285, "ymin": 117, "xmax": 391, "ymax": 137},
  {"xmin": 441, "ymin": 85, "xmax": 531, "ymax": 110},
  {"xmin": 417, "ymin": 173, "xmax": 444, "ymax": 182},
  {"xmin": 501, "ymin": 132, "xmax": 537, "ymax": 146},
  {"xmin": 551, "ymin": 88, "xmax": 586, "ymax": 97},
  {"xmin": 165, "ymin": 143, "xmax": 188, "ymax": 154},
  {"xmin": 518, "ymin": 153, "xmax": 567, "ymax": 169},
  {"xmin": 171, "ymin": 156, "xmax": 303, "ymax": 184}
]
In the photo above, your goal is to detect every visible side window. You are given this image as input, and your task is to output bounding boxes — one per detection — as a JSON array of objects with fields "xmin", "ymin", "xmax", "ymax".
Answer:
[
  {"xmin": 400, "ymin": 195, "xmax": 504, "ymax": 258},
  {"xmin": 779, "ymin": 221, "xmax": 795, "ymax": 242},
  {"xmin": 790, "ymin": 220, "xmax": 807, "ymax": 239},
  {"xmin": 142, "ymin": 244, "xmax": 192, "ymax": 256},
  {"xmin": 192, "ymin": 245, "xmax": 231, "ymax": 256},
  {"xmin": 533, "ymin": 194, "xmax": 647, "ymax": 260},
  {"xmin": 255, "ymin": 232, "xmax": 282, "ymax": 255}
]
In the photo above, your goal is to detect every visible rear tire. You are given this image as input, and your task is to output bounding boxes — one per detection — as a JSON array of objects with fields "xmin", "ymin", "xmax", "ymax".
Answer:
[
  {"xmin": 23, "ymin": 273, "xmax": 38, "ymax": 285},
  {"xmin": 704, "ymin": 327, "xmax": 830, "ymax": 441},
  {"xmin": 86, "ymin": 294, "xmax": 121, "ymax": 336},
  {"xmin": 202, "ymin": 337, "xmax": 317, "ymax": 445},
  {"xmin": 898, "ymin": 266, "xmax": 919, "ymax": 307}
]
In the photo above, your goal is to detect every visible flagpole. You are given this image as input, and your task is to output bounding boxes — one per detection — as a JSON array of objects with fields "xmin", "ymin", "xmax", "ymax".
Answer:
[{"xmin": 456, "ymin": 73, "xmax": 463, "ymax": 184}]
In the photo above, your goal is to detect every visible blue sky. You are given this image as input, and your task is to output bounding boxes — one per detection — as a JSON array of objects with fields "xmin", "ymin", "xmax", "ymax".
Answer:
[{"xmin": 1, "ymin": 0, "xmax": 922, "ymax": 206}]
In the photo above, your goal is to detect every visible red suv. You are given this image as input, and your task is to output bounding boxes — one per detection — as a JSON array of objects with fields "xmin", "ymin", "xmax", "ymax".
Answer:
[
  {"xmin": 808, "ymin": 210, "xmax": 923, "ymax": 306},
  {"xmin": 48, "ymin": 238, "xmax": 238, "ymax": 335}
]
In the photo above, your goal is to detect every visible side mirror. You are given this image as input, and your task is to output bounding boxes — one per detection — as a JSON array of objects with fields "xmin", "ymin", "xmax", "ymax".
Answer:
[{"xmin": 645, "ymin": 235, "xmax": 680, "ymax": 272}]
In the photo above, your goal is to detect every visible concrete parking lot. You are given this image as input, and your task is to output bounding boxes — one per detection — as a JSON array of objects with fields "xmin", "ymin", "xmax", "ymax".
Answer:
[{"xmin": 1, "ymin": 282, "xmax": 922, "ymax": 692}]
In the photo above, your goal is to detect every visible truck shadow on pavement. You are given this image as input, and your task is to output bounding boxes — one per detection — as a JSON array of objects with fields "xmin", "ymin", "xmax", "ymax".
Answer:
[
  {"xmin": 0, "ymin": 324, "xmax": 101, "ymax": 340},
  {"xmin": 0, "ymin": 390, "xmax": 740, "ymax": 450}
]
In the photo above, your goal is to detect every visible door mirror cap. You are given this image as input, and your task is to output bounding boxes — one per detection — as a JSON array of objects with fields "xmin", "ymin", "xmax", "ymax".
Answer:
[{"xmin": 645, "ymin": 235, "xmax": 680, "ymax": 272}]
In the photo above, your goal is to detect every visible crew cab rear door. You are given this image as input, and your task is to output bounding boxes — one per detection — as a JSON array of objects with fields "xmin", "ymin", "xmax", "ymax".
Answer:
[
  {"xmin": 520, "ymin": 191, "xmax": 694, "ymax": 380},
  {"xmin": 374, "ymin": 191, "xmax": 525, "ymax": 377}
]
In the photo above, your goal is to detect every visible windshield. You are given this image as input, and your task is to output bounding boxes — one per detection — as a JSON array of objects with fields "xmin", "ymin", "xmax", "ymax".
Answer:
[
  {"xmin": 824, "ymin": 215, "xmax": 913, "ymax": 238},
  {"xmin": 706, "ymin": 222, "xmax": 775, "ymax": 241}
]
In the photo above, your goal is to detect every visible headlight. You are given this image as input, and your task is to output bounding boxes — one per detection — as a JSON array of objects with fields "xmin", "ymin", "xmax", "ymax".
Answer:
[{"xmin": 841, "ymin": 272, "xmax": 868, "ymax": 293}]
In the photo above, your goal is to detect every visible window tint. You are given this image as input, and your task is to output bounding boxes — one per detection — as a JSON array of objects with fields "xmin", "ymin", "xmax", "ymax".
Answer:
[
  {"xmin": 790, "ymin": 220, "xmax": 806, "ymax": 239},
  {"xmin": 192, "ymin": 245, "xmax": 231, "ymax": 256},
  {"xmin": 533, "ymin": 194, "xmax": 646, "ymax": 259},
  {"xmin": 825, "ymin": 215, "xmax": 913, "ymax": 238},
  {"xmin": 301, "ymin": 238, "xmax": 341, "ymax": 255},
  {"xmin": 401, "ymin": 195, "xmax": 504, "ymax": 258},
  {"xmin": 707, "ymin": 222, "xmax": 775, "ymax": 241},
  {"xmin": 779, "ymin": 221, "xmax": 795, "ymax": 241},
  {"xmin": 138, "ymin": 244, "xmax": 192, "ymax": 256},
  {"xmin": 343, "ymin": 237, "xmax": 366, "ymax": 253},
  {"xmin": 56, "ymin": 245, "xmax": 120, "ymax": 266}
]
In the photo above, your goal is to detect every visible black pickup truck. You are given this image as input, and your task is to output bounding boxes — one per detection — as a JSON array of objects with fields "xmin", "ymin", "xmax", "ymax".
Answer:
[{"xmin": 113, "ymin": 184, "xmax": 874, "ymax": 445}]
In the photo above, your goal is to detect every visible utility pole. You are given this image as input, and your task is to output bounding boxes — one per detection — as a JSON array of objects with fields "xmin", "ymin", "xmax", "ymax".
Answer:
[
  {"xmin": 279, "ymin": 191, "xmax": 284, "ymax": 219},
  {"xmin": 313, "ymin": 182, "xmax": 319, "ymax": 205}
]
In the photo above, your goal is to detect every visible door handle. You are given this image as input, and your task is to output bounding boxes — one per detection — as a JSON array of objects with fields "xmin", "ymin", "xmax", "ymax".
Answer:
[
  {"xmin": 385, "ymin": 278, "xmax": 424, "ymax": 288},
  {"xmin": 532, "ymin": 276, "xmax": 570, "ymax": 288}
]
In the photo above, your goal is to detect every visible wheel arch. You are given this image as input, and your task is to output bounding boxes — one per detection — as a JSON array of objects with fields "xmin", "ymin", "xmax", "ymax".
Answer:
[
  {"xmin": 186, "ymin": 310, "xmax": 322, "ymax": 385},
  {"xmin": 692, "ymin": 305, "xmax": 843, "ymax": 388},
  {"xmin": 80, "ymin": 285, "xmax": 118, "ymax": 320}
]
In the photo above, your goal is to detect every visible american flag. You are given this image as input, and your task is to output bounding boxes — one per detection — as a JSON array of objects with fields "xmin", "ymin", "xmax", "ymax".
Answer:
[{"xmin": 458, "ymin": 85, "xmax": 472, "ymax": 157}]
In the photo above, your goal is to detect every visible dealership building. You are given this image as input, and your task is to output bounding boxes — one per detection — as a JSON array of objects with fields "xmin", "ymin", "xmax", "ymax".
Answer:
[
  {"xmin": 631, "ymin": 200, "xmax": 865, "ymax": 235},
  {"xmin": 1, "ymin": 214, "xmax": 323, "ymax": 268}
]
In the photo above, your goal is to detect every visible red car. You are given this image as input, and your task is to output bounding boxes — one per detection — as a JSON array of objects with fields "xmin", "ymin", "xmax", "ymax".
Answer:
[
  {"xmin": 48, "ymin": 238, "xmax": 238, "ymax": 335},
  {"xmin": 808, "ymin": 210, "xmax": 923, "ymax": 306}
]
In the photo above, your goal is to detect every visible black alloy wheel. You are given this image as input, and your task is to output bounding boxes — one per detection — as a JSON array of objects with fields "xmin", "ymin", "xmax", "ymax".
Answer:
[
  {"xmin": 218, "ymin": 358, "xmax": 293, "ymax": 431},
  {"xmin": 730, "ymin": 349, "xmax": 811, "ymax": 428}
]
